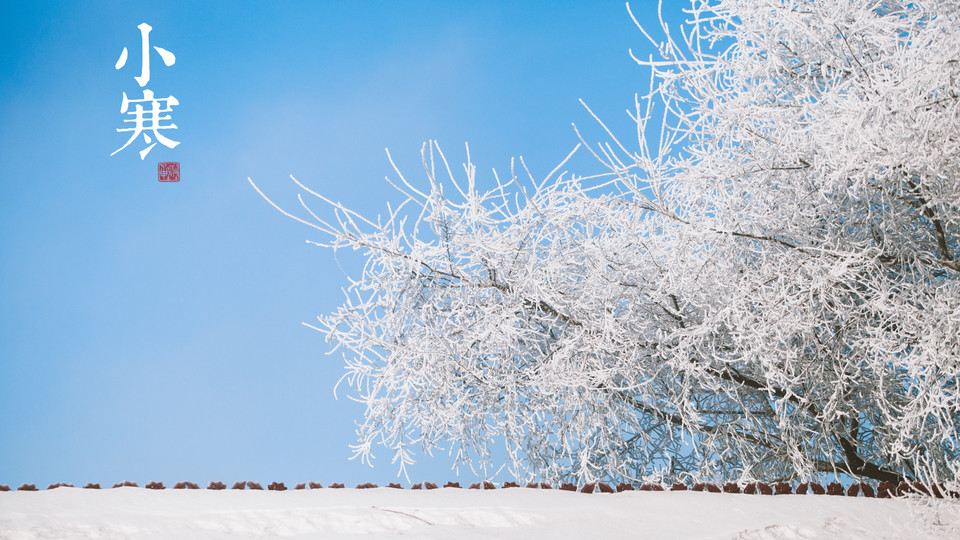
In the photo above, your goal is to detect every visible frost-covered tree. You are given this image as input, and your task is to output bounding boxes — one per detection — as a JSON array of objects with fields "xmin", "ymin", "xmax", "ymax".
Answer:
[{"xmin": 253, "ymin": 0, "xmax": 959, "ymax": 486}]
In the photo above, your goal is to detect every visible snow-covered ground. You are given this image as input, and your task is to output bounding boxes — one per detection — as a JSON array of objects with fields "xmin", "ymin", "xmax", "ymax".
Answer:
[{"xmin": 2, "ymin": 487, "xmax": 958, "ymax": 539}]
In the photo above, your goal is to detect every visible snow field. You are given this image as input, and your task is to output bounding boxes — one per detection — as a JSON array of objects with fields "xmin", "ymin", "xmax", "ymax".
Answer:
[{"xmin": 2, "ymin": 486, "xmax": 958, "ymax": 539}]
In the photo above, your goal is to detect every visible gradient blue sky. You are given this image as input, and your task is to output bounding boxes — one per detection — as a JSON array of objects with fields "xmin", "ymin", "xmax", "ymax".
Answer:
[{"xmin": 0, "ymin": 1, "xmax": 683, "ymax": 488}]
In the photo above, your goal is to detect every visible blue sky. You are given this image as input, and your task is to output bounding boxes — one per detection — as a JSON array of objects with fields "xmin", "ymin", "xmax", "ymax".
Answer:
[{"xmin": 0, "ymin": 1, "xmax": 682, "ymax": 488}]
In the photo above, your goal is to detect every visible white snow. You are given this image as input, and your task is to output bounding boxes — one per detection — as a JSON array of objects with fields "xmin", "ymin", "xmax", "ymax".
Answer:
[{"xmin": 2, "ymin": 487, "xmax": 958, "ymax": 539}]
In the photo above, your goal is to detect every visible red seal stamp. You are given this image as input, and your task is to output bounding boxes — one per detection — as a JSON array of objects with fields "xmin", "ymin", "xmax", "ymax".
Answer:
[{"xmin": 158, "ymin": 161, "xmax": 180, "ymax": 182}]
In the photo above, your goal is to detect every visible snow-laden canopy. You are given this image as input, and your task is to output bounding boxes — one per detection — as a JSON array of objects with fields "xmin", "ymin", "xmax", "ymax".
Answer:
[{"xmin": 254, "ymin": 0, "xmax": 960, "ymax": 487}]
